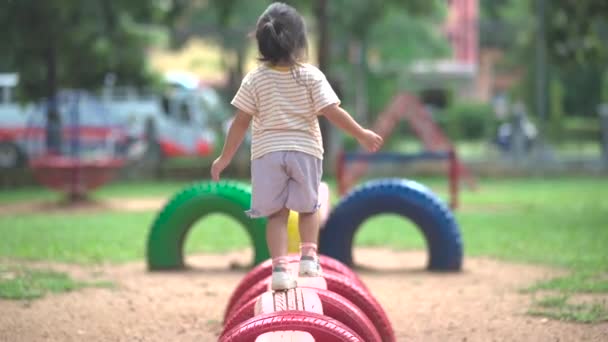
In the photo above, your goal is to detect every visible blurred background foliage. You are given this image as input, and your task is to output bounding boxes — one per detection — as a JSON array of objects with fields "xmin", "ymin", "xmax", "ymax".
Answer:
[{"xmin": 1, "ymin": 0, "xmax": 607, "ymax": 154}]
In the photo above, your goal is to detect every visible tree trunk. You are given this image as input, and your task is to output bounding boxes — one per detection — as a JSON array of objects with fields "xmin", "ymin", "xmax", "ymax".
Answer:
[
  {"xmin": 599, "ymin": 103, "xmax": 608, "ymax": 168},
  {"xmin": 600, "ymin": 71, "xmax": 608, "ymax": 168},
  {"xmin": 224, "ymin": 47, "xmax": 240, "ymax": 101},
  {"xmin": 45, "ymin": 41, "xmax": 61, "ymax": 154},
  {"xmin": 315, "ymin": 0, "xmax": 329, "ymax": 72},
  {"xmin": 534, "ymin": 0, "xmax": 548, "ymax": 140},
  {"xmin": 235, "ymin": 44, "xmax": 245, "ymax": 91},
  {"xmin": 353, "ymin": 38, "xmax": 369, "ymax": 126},
  {"xmin": 314, "ymin": 0, "xmax": 334, "ymax": 173}
]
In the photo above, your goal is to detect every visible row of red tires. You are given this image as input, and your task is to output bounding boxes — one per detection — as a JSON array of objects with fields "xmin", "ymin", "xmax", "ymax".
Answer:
[{"xmin": 219, "ymin": 254, "xmax": 395, "ymax": 342}]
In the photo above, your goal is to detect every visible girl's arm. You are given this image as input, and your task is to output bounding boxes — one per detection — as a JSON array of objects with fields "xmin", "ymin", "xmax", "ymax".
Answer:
[
  {"xmin": 320, "ymin": 104, "xmax": 383, "ymax": 152},
  {"xmin": 211, "ymin": 110, "xmax": 252, "ymax": 181}
]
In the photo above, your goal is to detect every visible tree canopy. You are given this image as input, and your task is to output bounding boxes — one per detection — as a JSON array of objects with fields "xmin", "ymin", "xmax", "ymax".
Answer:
[
  {"xmin": 480, "ymin": 0, "xmax": 608, "ymax": 120},
  {"xmin": 0, "ymin": 0, "xmax": 169, "ymax": 101}
]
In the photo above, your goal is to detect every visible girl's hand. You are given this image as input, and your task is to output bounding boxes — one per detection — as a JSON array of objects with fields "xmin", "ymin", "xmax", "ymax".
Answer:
[
  {"xmin": 357, "ymin": 129, "xmax": 383, "ymax": 152},
  {"xmin": 211, "ymin": 156, "xmax": 230, "ymax": 181},
  {"xmin": 211, "ymin": 110, "xmax": 251, "ymax": 182},
  {"xmin": 319, "ymin": 105, "xmax": 383, "ymax": 152}
]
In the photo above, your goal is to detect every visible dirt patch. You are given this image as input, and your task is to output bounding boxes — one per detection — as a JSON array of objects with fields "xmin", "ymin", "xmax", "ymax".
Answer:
[{"xmin": 1, "ymin": 249, "xmax": 606, "ymax": 341}]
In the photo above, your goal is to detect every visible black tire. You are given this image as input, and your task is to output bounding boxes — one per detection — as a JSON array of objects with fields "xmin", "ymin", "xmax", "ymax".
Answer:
[{"xmin": 320, "ymin": 178, "xmax": 463, "ymax": 271}]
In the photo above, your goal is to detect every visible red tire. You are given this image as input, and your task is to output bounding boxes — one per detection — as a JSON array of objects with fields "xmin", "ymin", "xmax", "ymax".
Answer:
[
  {"xmin": 225, "ymin": 286, "xmax": 311, "ymax": 335},
  {"xmin": 224, "ymin": 269, "xmax": 394, "ymax": 341},
  {"xmin": 222, "ymin": 296, "xmax": 258, "ymax": 336},
  {"xmin": 223, "ymin": 258, "xmax": 278, "ymax": 321},
  {"xmin": 222, "ymin": 288, "xmax": 382, "ymax": 342},
  {"xmin": 318, "ymin": 254, "xmax": 366, "ymax": 288},
  {"xmin": 219, "ymin": 311, "xmax": 363, "ymax": 342},
  {"xmin": 224, "ymin": 277, "xmax": 270, "ymax": 323},
  {"xmin": 314, "ymin": 288, "xmax": 382, "ymax": 342},
  {"xmin": 223, "ymin": 253, "xmax": 365, "ymax": 321},
  {"xmin": 322, "ymin": 271, "xmax": 395, "ymax": 342}
]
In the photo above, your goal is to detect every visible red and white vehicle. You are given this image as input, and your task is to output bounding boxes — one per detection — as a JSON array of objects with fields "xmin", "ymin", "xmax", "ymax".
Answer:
[{"xmin": 0, "ymin": 72, "xmax": 227, "ymax": 169}]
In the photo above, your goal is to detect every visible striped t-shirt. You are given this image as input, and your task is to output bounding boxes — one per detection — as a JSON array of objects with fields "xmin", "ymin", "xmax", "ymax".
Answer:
[{"xmin": 231, "ymin": 63, "xmax": 340, "ymax": 160}]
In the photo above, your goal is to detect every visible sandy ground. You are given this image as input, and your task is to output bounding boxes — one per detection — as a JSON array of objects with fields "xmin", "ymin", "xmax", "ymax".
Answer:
[{"xmin": 1, "ymin": 249, "xmax": 607, "ymax": 342}]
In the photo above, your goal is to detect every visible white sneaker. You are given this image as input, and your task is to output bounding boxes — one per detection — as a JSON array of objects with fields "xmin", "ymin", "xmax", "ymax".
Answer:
[
  {"xmin": 271, "ymin": 267, "xmax": 297, "ymax": 291},
  {"xmin": 298, "ymin": 255, "xmax": 323, "ymax": 277}
]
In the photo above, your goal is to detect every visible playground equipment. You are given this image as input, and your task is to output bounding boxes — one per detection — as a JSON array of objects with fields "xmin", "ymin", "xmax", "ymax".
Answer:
[
  {"xmin": 147, "ymin": 178, "xmax": 462, "ymax": 271},
  {"xmin": 220, "ymin": 255, "xmax": 392, "ymax": 341},
  {"xmin": 25, "ymin": 90, "xmax": 126, "ymax": 200},
  {"xmin": 223, "ymin": 267, "xmax": 393, "ymax": 340},
  {"xmin": 147, "ymin": 181, "xmax": 268, "ymax": 269},
  {"xmin": 147, "ymin": 181, "xmax": 331, "ymax": 270},
  {"xmin": 337, "ymin": 91, "xmax": 477, "ymax": 210},
  {"xmin": 146, "ymin": 178, "xmax": 462, "ymax": 339},
  {"xmin": 334, "ymin": 0, "xmax": 479, "ymax": 208},
  {"xmin": 144, "ymin": 0, "xmax": 476, "ymax": 335},
  {"xmin": 338, "ymin": 150, "xmax": 460, "ymax": 209},
  {"xmin": 320, "ymin": 179, "xmax": 463, "ymax": 271},
  {"xmin": 224, "ymin": 254, "xmax": 367, "ymax": 322}
]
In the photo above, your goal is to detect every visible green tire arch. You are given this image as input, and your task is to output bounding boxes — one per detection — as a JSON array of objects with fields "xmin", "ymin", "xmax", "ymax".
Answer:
[{"xmin": 146, "ymin": 181, "xmax": 269, "ymax": 270}]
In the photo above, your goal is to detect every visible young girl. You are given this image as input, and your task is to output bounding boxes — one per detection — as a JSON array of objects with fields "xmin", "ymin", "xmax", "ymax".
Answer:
[{"xmin": 211, "ymin": 2, "xmax": 383, "ymax": 291}]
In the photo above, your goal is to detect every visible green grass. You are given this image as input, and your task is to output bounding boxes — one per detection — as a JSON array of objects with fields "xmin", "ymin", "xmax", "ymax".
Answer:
[
  {"xmin": 356, "ymin": 177, "xmax": 608, "ymax": 269},
  {"xmin": 0, "ymin": 266, "xmax": 112, "ymax": 300},
  {"xmin": 534, "ymin": 294, "xmax": 570, "ymax": 308},
  {"xmin": 2, "ymin": 177, "xmax": 606, "ymax": 271},
  {"xmin": 0, "ymin": 187, "xmax": 60, "ymax": 204},
  {"xmin": 1, "ymin": 177, "xmax": 606, "ymax": 270},
  {"xmin": 528, "ymin": 295, "xmax": 608, "ymax": 323},
  {"xmin": 0, "ymin": 180, "xmax": 196, "ymax": 204},
  {"xmin": 0, "ymin": 212, "xmax": 251, "ymax": 264},
  {"xmin": 95, "ymin": 180, "xmax": 196, "ymax": 198},
  {"xmin": 524, "ymin": 272, "xmax": 608, "ymax": 294}
]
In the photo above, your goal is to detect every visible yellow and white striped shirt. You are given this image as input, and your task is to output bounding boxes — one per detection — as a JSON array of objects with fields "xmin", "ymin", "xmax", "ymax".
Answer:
[{"xmin": 231, "ymin": 63, "xmax": 340, "ymax": 160}]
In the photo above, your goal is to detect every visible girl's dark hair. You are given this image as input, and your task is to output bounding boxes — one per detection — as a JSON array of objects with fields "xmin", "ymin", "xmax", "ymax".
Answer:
[{"xmin": 255, "ymin": 2, "xmax": 307, "ymax": 65}]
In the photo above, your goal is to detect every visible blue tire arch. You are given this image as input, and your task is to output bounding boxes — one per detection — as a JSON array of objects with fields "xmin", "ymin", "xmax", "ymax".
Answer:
[{"xmin": 320, "ymin": 179, "xmax": 463, "ymax": 271}]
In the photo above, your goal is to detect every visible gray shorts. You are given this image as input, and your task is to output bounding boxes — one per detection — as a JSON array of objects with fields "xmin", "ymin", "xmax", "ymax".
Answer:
[{"xmin": 247, "ymin": 151, "xmax": 323, "ymax": 218}]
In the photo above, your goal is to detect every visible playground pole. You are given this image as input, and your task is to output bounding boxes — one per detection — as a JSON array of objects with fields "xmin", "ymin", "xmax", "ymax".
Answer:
[
  {"xmin": 314, "ymin": 0, "xmax": 335, "ymax": 174},
  {"xmin": 448, "ymin": 149, "xmax": 459, "ymax": 210}
]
